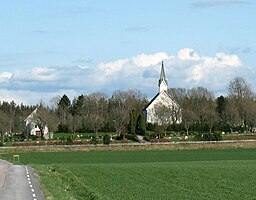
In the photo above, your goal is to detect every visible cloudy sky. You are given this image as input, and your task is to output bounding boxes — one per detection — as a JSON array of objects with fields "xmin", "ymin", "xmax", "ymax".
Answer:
[{"xmin": 0, "ymin": 0, "xmax": 255, "ymax": 104}]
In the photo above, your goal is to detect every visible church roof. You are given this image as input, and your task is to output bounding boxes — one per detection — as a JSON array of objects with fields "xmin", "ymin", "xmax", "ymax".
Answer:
[
  {"xmin": 143, "ymin": 91, "xmax": 180, "ymax": 111},
  {"xmin": 143, "ymin": 93, "xmax": 160, "ymax": 111}
]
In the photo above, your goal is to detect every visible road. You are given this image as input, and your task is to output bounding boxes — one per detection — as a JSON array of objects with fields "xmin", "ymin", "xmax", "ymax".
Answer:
[{"xmin": 0, "ymin": 160, "xmax": 45, "ymax": 200}]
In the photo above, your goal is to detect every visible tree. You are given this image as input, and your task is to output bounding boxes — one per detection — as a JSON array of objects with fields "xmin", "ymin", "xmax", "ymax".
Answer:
[
  {"xmin": 129, "ymin": 110, "xmax": 137, "ymax": 135},
  {"xmin": 71, "ymin": 95, "xmax": 86, "ymax": 134},
  {"xmin": 205, "ymin": 101, "xmax": 218, "ymax": 133},
  {"xmin": 182, "ymin": 106, "xmax": 196, "ymax": 135},
  {"xmin": 57, "ymin": 94, "xmax": 71, "ymax": 132},
  {"xmin": 225, "ymin": 98, "xmax": 240, "ymax": 133},
  {"xmin": 242, "ymin": 98, "xmax": 256, "ymax": 129},
  {"xmin": 154, "ymin": 103, "xmax": 173, "ymax": 133},
  {"xmin": 187, "ymin": 87, "xmax": 215, "ymax": 128},
  {"xmin": 228, "ymin": 77, "xmax": 253, "ymax": 99},
  {"xmin": 109, "ymin": 90, "xmax": 147, "ymax": 136},
  {"xmin": 216, "ymin": 95, "xmax": 227, "ymax": 122},
  {"xmin": 228, "ymin": 77, "xmax": 254, "ymax": 126},
  {"xmin": 103, "ymin": 134, "xmax": 111, "ymax": 145},
  {"xmin": 87, "ymin": 92, "xmax": 108, "ymax": 134},
  {"xmin": 136, "ymin": 113, "xmax": 146, "ymax": 135},
  {"xmin": 0, "ymin": 110, "xmax": 10, "ymax": 142}
]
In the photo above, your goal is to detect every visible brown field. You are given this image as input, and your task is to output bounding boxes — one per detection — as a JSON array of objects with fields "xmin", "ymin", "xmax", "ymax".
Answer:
[{"xmin": 1, "ymin": 140, "xmax": 256, "ymax": 154}]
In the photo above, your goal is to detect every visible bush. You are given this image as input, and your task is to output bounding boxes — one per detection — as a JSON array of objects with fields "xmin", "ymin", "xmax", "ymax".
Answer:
[
  {"xmin": 58, "ymin": 123, "xmax": 69, "ymax": 133},
  {"xmin": 0, "ymin": 142, "xmax": 3, "ymax": 147},
  {"xmin": 159, "ymin": 138, "xmax": 170, "ymax": 143},
  {"xmin": 103, "ymin": 134, "xmax": 111, "ymax": 145},
  {"xmin": 31, "ymin": 135, "xmax": 39, "ymax": 141},
  {"xmin": 143, "ymin": 135, "xmax": 151, "ymax": 141},
  {"xmin": 66, "ymin": 136, "xmax": 73, "ymax": 145},
  {"xmin": 147, "ymin": 123, "xmax": 156, "ymax": 131},
  {"xmin": 125, "ymin": 134, "xmax": 139, "ymax": 142},
  {"xmin": 194, "ymin": 132, "xmax": 222, "ymax": 141},
  {"xmin": 150, "ymin": 139, "xmax": 159, "ymax": 143},
  {"xmin": 91, "ymin": 136, "xmax": 97, "ymax": 145}
]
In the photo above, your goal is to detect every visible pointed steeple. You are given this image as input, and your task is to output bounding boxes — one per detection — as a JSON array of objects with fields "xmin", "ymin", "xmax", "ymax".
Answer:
[{"xmin": 158, "ymin": 61, "xmax": 168, "ymax": 92}]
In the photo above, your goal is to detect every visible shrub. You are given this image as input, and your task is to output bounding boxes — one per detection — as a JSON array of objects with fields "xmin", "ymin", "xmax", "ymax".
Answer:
[
  {"xmin": 150, "ymin": 139, "xmax": 159, "ymax": 143},
  {"xmin": 66, "ymin": 137, "xmax": 73, "ymax": 145},
  {"xmin": 147, "ymin": 123, "xmax": 156, "ymax": 131},
  {"xmin": 159, "ymin": 138, "xmax": 170, "ymax": 143},
  {"xmin": 103, "ymin": 134, "xmax": 111, "ymax": 145},
  {"xmin": 125, "ymin": 134, "xmax": 139, "ymax": 142},
  {"xmin": 57, "ymin": 123, "xmax": 69, "ymax": 133},
  {"xmin": 91, "ymin": 136, "xmax": 97, "ymax": 145},
  {"xmin": 121, "ymin": 139, "xmax": 129, "ymax": 143},
  {"xmin": 143, "ymin": 135, "xmax": 151, "ymax": 141},
  {"xmin": 194, "ymin": 132, "xmax": 222, "ymax": 141},
  {"xmin": 31, "ymin": 135, "xmax": 39, "ymax": 141},
  {"xmin": 0, "ymin": 142, "xmax": 3, "ymax": 147}
]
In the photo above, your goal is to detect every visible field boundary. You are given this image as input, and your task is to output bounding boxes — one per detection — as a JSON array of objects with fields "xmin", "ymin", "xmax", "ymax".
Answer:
[{"xmin": 1, "ymin": 139, "xmax": 256, "ymax": 153}]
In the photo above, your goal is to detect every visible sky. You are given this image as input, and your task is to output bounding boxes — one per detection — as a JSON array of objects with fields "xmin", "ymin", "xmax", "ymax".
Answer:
[{"xmin": 0, "ymin": 0, "xmax": 255, "ymax": 105}]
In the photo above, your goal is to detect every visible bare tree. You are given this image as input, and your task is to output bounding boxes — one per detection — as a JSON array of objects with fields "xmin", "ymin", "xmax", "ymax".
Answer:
[
  {"xmin": 228, "ymin": 77, "xmax": 253, "ymax": 99},
  {"xmin": 182, "ymin": 106, "xmax": 196, "ymax": 135},
  {"xmin": 187, "ymin": 87, "xmax": 215, "ymax": 125},
  {"xmin": 0, "ymin": 110, "xmax": 9, "ymax": 142},
  {"xmin": 225, "ymin": 98, "xmax": 240, "ymax": 133},
  {"xmin": 243, "ymin": 98, "xmax": 256, "ymax": 130},
  {"xmin": 154, "ymin": 103, "xmax": 172, "ymax": 133},
  {"xmin": 109, "ymin": 90, "xmax": 147, "ymax": 136},
  {"xmin": 228, "ymin": 77, "xmax": 255, "ymax": 126},
  {"xmin": 205, "ymin": 103, "xmax": 218, "ymax": 133},
  {"xmin": 88, "ymin": 92, "xmax": 108, "ymax": 134}
]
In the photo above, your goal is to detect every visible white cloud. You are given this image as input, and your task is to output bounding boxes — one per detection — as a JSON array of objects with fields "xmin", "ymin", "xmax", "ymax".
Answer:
[
  {"xmin": 0, "ymin": 48, "xmax": 254, "ymax": 104},
  {"xmin": 99, "ymin": 59, "xmax": 128, "ymax": 75},
  {"xmin": 177, "ymin": 48, "xmax": 200, "ymax": 61},
  {"xmin": 0, "ymin": 72, "xmax": 12, "ymax": 83},
  {"xmin": 131, "ymin": 52, "xmax": 170, "ymax": 67}
]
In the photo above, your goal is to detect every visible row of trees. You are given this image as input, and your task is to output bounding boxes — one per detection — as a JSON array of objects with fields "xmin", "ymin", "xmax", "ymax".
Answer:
[
  {"xmin": 55, "ymin": 90, "xmax": 148, "ymax": 135},
  {"xmin": 165, "ymin": 77, "xmax": 256, "ymax": 134},
  {"xmin": 0, "ymin": 76, "xmax": 255, "ymax": 140}
]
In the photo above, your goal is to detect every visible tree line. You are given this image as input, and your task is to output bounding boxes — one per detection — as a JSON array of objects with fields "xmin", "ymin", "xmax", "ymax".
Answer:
[{"xmin": 0, "ymin": 76, "xmax": 256, "ymax": 140}]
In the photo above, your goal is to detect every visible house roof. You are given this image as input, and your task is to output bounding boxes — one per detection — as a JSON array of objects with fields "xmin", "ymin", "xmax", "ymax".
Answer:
[{"xmin": 24, "ymin": 108, "xmax": 38, "ymax": 123}]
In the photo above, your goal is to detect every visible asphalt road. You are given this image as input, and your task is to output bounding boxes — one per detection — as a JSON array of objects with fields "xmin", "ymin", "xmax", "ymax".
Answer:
[{"xmin": 0, "ymin": 160, "xmax": 45, "ymax": 200}]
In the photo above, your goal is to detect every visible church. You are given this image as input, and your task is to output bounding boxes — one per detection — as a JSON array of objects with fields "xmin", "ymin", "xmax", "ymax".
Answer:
[{"xmin": 143, "ymin": 62, "xmax": 182, "ymax": 125}]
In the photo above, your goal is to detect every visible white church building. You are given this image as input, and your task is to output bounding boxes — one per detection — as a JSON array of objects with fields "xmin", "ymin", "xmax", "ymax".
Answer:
[{"xmin": 143, "ymin": 62, "xmax": 182, "ymax": 125}]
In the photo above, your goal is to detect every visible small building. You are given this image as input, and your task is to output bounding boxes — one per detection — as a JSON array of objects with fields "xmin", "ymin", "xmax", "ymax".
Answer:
[
  {"xmin": 143, "ymin": 62, "xmax": 182, "ymax": 125},
  {"xmin": 24, "ymin": 108, "xmax": 51, "ymax": 139}
]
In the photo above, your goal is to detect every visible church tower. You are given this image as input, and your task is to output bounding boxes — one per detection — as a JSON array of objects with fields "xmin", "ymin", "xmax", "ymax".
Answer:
[{"xmin": 158, "ymin": 61, "xmax": 168, "ymax": 93}]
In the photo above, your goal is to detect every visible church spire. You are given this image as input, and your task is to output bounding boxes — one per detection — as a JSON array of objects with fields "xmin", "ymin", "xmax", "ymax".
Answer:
[
  {"xmin": 160, "ymin": 61, "xmax": 166, "ymax": 82},
  {"xmin": 158, "ymin": 61, "xmax": 168, "ymax": 92}
]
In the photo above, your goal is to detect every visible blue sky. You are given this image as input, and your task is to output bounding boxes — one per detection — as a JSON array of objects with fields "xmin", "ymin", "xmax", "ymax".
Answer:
[{"xmin": 0, "ymin": 0, "xmax": 255, "ymax": 104}]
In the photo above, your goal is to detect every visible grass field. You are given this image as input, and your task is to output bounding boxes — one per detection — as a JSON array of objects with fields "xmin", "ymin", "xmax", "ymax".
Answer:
[{"xmin": 1, "ymin": 149, "xmax": 256, "ymax": 200}]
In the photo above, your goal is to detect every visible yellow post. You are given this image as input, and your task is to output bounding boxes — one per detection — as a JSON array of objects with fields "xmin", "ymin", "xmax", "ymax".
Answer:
[{"xmin": 13, "ymin": 154, "xmax": 20, "ymax": 162}]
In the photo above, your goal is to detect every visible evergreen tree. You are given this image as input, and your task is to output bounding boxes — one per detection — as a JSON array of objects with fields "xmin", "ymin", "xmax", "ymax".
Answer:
[
  {"xmin": 129, "ymin": 110, "xmax": 137, "ymax": 135},
  {"xmin": 136, "ymin": 113, "xmax": 146, "ymax": 135}
]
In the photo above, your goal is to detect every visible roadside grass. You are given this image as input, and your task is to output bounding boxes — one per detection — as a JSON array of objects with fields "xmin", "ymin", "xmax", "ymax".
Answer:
[{"xmin": 1, "ymin": 149, "xmax": 256, "ymax": 200}]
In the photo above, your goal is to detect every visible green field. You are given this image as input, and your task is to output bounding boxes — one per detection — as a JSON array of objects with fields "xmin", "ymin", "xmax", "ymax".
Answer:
[{"xmin": 2, "ymin": 149, "xmax": 256, "ymax": 200}]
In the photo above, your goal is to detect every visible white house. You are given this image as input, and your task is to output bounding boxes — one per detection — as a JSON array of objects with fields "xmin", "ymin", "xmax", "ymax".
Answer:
[
  {"xmin": 143, "ymin": 62, "xmax": 182, "ymax": 125},
  {"xmin": 24, "ymin": 108, "xmax": 51, "ymax": 139}
]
